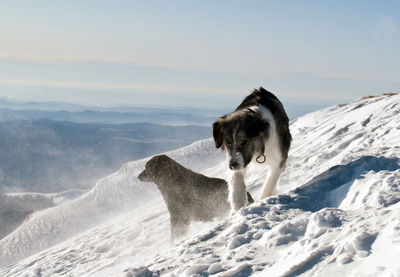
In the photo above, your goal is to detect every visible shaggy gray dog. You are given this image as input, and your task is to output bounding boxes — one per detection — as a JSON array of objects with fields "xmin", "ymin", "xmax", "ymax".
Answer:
[{"xmin": 138, "ymin": 154, "xmax": 253, "ymax": 240}]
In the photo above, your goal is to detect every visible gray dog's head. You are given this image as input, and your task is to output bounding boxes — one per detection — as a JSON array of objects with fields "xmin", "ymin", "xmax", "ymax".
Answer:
[{"xmin": 138, "ymin": 154, "xmax": 172, "ymax": 182}]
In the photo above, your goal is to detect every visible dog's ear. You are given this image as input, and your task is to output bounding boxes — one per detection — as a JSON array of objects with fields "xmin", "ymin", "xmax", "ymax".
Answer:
[
  {"xmin": 245, "ymin": 114, "xmax": 270, "ymax": 138},
  {"xmin": 212, "ymin": 117, "xmax": 225, "ymax": 148}
]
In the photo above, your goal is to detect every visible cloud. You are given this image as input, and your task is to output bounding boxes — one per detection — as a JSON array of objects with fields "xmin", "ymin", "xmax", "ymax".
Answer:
[
  {"xmin": 0, "ymin": 79, "xmax": 240, "ymax": 95},
  {"xmin": 0, "ymin": 52, "xmax": 247, "ymax": 76}
]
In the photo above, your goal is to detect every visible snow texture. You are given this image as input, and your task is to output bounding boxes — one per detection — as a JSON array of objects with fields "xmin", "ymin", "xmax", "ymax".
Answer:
[{"xmin": 0, "ymin": 93, "xmax": 399, "ymax": 277}]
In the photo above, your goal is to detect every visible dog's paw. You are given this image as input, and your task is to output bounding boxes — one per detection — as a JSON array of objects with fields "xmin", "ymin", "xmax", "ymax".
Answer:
[{"xmin": 230, "ymin": 199, "xmax": 248, "ymax": 213}]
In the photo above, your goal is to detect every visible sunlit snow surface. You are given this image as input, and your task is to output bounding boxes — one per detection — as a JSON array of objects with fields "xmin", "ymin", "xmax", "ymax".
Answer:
[{"xmin": 1, "ymin": 94, "xmax": 400, "ymax": 276}]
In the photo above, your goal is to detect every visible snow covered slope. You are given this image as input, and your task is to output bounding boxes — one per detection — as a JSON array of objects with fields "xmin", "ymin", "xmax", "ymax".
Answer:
[
  {"xmin": 1, "ymin": 94, "xmax": 399, "ymax": 276},
  {"xmin": 0, "ymin": 193, "xmax": 54, "ymax": 240},
  {"xmin": 0, "ymin": 189, "xmax": 87, "ymax": 240}
]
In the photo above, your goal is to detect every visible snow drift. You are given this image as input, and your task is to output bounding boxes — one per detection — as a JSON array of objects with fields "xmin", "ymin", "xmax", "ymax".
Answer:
[{"xmin": 1, "ymin": 93, "xmax": 399, "ymax": 277}]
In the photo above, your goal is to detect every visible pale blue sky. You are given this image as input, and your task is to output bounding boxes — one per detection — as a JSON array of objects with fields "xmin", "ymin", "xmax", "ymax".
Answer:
[{"xmin": 0, "ymin": 0, "xmax": 399, "ymax": 111}]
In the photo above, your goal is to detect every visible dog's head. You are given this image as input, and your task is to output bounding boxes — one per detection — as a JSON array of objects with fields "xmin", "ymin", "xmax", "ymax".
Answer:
[
  {"xmin": 212, "ymin": 110, "xmax": 269, "ymax": 171},
  {"xmin": 138, "ymin": 154, "xmax": 171, "ymax": 182}
]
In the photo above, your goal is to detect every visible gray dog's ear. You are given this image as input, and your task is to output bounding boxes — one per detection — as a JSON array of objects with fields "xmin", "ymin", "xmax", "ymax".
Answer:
[
  {"xmin": 245, "ymin": 114, "xmax": 270, "ymax": 138},
  {"xmin": 212, "ymin": 117, "xmax": 225, "ymax": 149}
]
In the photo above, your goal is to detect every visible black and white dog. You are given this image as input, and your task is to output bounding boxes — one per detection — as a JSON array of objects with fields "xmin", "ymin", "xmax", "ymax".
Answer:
[{"xmin": 212, "ymin": 87, "xmax": 291, "ymax": 211}]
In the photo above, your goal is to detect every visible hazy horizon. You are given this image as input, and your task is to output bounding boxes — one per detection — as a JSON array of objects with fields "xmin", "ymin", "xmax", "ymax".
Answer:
[{"xmin": 0, "ymin": 94, "xmax": 331, "ymax": 122}]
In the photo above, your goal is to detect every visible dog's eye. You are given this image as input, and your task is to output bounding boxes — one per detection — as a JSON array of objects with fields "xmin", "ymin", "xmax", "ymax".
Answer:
[
  {"xmin": 226, "ymin": 141, "xmax": 232, "ymax": 146},
  {"xmin": 236, "ymin": 140, "xmax": 247, "ymax": 150}
]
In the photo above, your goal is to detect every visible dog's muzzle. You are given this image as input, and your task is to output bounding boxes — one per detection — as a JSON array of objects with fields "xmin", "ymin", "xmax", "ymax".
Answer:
[
  {"xmin": 229, "ymin": 160, "xmax": 240, "ymax": 170},
  {"xmin": 138, "ymin": 170, "xmax": 149, "ymax": 182}
]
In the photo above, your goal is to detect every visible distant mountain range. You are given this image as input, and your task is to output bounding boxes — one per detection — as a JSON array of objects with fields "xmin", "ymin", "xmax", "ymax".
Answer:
[
  {"xmin": 0, "ymin": 97, "xmax": 327, "ymax": 124},
  {"xmin": 0, "ymin": 119, "xmax": 211, "ymax": 193},
  {"xmin": 0, "ymin": 98, "xmax": 219, "ymax": 125}
]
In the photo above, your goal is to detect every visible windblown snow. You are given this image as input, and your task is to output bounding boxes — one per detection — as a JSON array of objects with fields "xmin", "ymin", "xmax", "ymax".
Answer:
[{"xmin": 1, "ymin": 94, "xmax": 399, "ymax": 277}]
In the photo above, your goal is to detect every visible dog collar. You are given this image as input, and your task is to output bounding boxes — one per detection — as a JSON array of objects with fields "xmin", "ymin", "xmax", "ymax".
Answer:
[{"xmin": 256, "ymin": 154, "xmax": 266, "ymax": 163}]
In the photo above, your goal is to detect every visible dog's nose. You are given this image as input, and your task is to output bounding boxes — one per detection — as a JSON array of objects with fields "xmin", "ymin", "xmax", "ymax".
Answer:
[{"xmin": 229, "ymin": 160, "xmax": 239, "ymax": 170}]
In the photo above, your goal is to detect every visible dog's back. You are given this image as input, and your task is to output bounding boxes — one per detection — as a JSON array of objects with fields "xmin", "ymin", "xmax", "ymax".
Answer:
[{"xmin": 238, "ymin": 87, "xmax": 291, "ymax": 167}]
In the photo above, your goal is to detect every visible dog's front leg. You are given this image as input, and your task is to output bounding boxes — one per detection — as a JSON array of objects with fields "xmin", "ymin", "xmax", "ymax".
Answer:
[
  {"xmin": 229, "ymin": 171, "xmax": 248, "ymax": 212},
  {"xmin": 261, "ymin": 165, "xmax": 282, "ymax": 198},
  {"xmin": 170, "ymin": 213, "xmax": 189, "ymax": 243}
]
